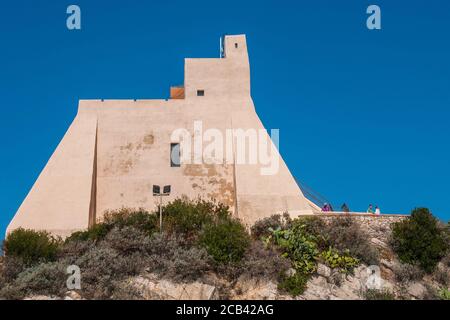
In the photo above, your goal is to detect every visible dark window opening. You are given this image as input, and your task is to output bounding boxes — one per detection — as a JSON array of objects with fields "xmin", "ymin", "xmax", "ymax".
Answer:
[
  {"xmin": 170, "ymin": 143, "xmax": 180, "ymax": 167},
  {"xmin": 197, "ymin": 90, "xmax": 205, "ymax": 96}
]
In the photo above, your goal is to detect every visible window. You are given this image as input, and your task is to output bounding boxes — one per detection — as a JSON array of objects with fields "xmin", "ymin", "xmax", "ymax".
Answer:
[
  {"xmin": 235, "ymin": 43, "xmax": 238, "ymax": 49},
  {"xmin": 170, "ymin": 143, "xmax": 180, "ymax": 167},
  {"xmin": 197, "ymin": 90, "xmax": 205, "ymax": 96}
]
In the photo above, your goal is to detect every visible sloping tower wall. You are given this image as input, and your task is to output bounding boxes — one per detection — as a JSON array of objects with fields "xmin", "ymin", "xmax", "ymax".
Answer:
[{"xmin": 7, "ymin": 35, "xmax": 313, "ymax": 237}]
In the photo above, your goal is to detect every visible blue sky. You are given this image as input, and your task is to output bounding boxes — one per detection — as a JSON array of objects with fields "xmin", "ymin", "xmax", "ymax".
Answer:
[{"xmin": 1, "ymin": 1, "xmax": 449, "ymax": 239}]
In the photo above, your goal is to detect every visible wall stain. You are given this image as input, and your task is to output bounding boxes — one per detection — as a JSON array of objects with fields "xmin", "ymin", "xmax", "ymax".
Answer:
[
  {"xmin": 183, "ymin": 164, "xmax": 219, "ymax": 177},
  {"xmin": 186, "ymin": 164, "xmax": 236, "ymax": 209},
  {"xmin": 104, "ymin": 142, "xmax": 140, "ymax": 175},
  {"xmin": 120, "ymin": 143, "xmax": 133, "ymax": 151},
  {"xmin": 104, "ymin": 131, "xmax": 155, "ymax": 175},
  {"xmin": 143, "ymin": 133, "xmax": 155, "ymax": 145}
]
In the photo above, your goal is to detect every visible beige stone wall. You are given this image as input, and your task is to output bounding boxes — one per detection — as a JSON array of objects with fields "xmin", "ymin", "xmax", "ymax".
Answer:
[
  {"xmin": 7, "ymin": 35, "xmax": 314, "ymax": 236},
  {"xmin": 7, "ymin": 112, "xmax": 98, "ymax": 237}
]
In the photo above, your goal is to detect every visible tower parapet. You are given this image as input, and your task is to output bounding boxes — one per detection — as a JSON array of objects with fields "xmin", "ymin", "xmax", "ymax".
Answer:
[{"xmin": 184, "ymin": 35, "xmax": 250, "ymax": 100}]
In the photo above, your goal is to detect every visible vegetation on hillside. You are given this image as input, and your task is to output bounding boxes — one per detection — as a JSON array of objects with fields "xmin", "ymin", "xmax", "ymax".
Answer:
[
  {"xmin": 3, "ymin": 229, "xmax": 61, "ymax": 266},
  {"xmin": 0, "ymin": 198, "xmax": 285, "ymax": 299},
  {"xmin": 391, "ymin": 208, "xmax": 449, "ymax": 273},
  {"xmin": 251, "ymin": 214, "xmax": 372, "ymax": 296},
  {"xmin": 0, "ymin": 200, "xmax": 449, "ymax": 300}
]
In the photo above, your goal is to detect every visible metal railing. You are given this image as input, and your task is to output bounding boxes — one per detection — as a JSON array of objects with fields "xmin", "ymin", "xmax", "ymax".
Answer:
[{"xmin": 295, "ymin": 177, "xmax": 334, "ymax": 210}]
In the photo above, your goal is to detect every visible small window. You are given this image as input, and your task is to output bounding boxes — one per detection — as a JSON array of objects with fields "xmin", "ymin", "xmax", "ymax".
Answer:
[
  {"xmin": 170, "ymin": 143, "xmax": 180, "ymax": 167},
  {"xmin": 235, "ymin": 43, "xmax": 238, "ymax": 49},
  {"xmin": 197, "ymin": 90, "xmax": 205, "ymax": 96}
]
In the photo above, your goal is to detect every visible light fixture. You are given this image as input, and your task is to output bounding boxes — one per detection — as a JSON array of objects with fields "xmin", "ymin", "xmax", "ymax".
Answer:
[{"xmin": 153, "ymin": 185, "xmax": 171, "ymax": 232}]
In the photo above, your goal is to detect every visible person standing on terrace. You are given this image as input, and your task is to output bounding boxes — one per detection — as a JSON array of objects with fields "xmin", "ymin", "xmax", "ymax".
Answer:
[
  {"xmin": 375, "ymin": 206, "xmax": 381, "ymax": 215},
  {"xmin": 341, "ymin": 203, "xmax": 350, "ymax": 213}
]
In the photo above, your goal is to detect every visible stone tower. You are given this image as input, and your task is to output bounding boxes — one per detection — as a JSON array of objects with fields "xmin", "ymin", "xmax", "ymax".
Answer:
[{"xmin": 7, "ymin": 35, "xmax": 315, "ymax": 237}]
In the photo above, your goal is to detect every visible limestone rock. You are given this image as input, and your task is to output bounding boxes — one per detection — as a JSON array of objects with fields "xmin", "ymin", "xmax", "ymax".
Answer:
[
  {"xmin": 330, "ymin": 284, "xmax": 361, "ymax": 300},
  {"xmin": 301, "ymin": 276, "xmax": 332, "ymax": 300},
  {"xmin": 127, "ymin": 274, "xmax": 218, "ymax": 300},
  {"xmin": 329, "ymin": 271, "xmax": 345, "ymax": 286},
  {"xmin": 330, "ymin": 274, "xmax": 363, "ymax": 300},
  {"xmin": 370, "ymin": 237, "xmax": 388, "ymax": 249},
  {"xmin": 317, "ymin": 264, "xmax": 331, "ymax": 278},
  {"xmin": 407, "ymin": 282, "xmax": 426, "ymax": 299},
  {"xmin": 232, "ymin": 277, "xmax": 279, "ymax": 300},
  {"xmin": 64, "ymin": 291, "xmax": 82, "ymax": 300},
  {"xmin": 382, "ymin": 280, "xmax": 395, "ymax": 292},
  {"xmin": 380, "ymin": 259, "xmax": 395, "ymax": 270},
  {"xmin": 24, "ymin": 295, "xmax": 59, "ymax": 300}
]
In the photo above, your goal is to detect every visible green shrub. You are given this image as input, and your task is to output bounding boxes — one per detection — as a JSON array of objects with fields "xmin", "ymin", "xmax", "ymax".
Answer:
[
  {"xmin": 65, "ymin": 223, "xmax": 110, "ymax": 243},
  {"xmin": 0, "ymin": 259, "xmax": 69, "ymax": 300},
  {"xmin": 101, "ymin": 226, "xmax": 151, "ymax": 255},
  {"xmin": 433, "ymin": 267, "xmax": 449, "ymax": 286},
  {"xmin": 364, "ymin": 289, "xmax": 395, "ymax": 300},
  {"xmin": 251, "ymin": 213, "xmax": 292, "ymax": 240},
  {"xmin": 163, "ymin": 198, "xmax": 229, "ymax": 238},
  {"xmin": 74, "ymin": 246, "xmax": 146, "ymax": 299},
  {"xmin": 0, "ymin": 279, "xmax": 6, "ymax": 295},
  {"xmin": 239, "ymin": 241, "xmax": 291, "ymax": 281},
  {"xmin": 65, "ymin": 209, "xmax": 158, "ymax": 243},
  {"xmin": 3, "ymin": 229, "xmax": 61, "ymax": 266},
  {"xmin": 103, "ymin": 208, "xmax": 158, "ymax": 234},
  {"xmin": 438, "ymin": 288, "xmax": 450, "ymax": 300},
  {"xmin": 0, "ymin": 283, "xmax": 25, "ymax": 300},
  {"xmin": 441, "ymin": 252, "xmax": 450, "ymax": 268},
  {"xmin": 16, "ymin": 261, "xmax": 67, "ymax": 297},
  {"xmin": 278, "ymin": 272, "xmax": 308, "ymax": 297},
  {"xmin": 262, "ymin": 216, "xmax": 376, "ymax": 275},
  {"xmin": 261, "ymin": 227, "xmax": 288, "ymax": 248},
  {"xmin": 325, "ymin": 217, "xmax": 379, "ymax": 265},
  {"xmin": 391, "ymin": 208, "xmax": 449, "ymax": 273},
  {"xmin": 58, "ymin": 239, "xmax": 94, "ymax": 261},
  {"xmin": 276, "ymin": 222, "xmax": 319, "ymax": 274},
  {"xmin": 0, "ymin": 256, "xmax": 26, "ymax": 283},
  {"xmin": 319, "ymin": 247, "xmax": 359, "ymax": 273},
  {"xmin": 291, "ymin": 216, "xmax": 328, "ymax": 249},
  {"xmin": 159, "ymin": 246, "xmax": 212, "ymax": 281},
  {"xmin": 199, "ymin": 217, "xmax": 250, "ymax": 264},
  {"xmin": 392, "ymin": 263, "xmax": 424, "ymax": 283},
  {"xmin": 146, "ymin": 233, "xmax": 213, "ymax": 282}
]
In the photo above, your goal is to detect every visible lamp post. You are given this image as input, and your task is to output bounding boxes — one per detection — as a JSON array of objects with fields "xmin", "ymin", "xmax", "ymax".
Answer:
[{"xmin": 153, "ymin": 185, "xmax": 171, "ymax": 233}]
